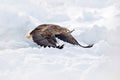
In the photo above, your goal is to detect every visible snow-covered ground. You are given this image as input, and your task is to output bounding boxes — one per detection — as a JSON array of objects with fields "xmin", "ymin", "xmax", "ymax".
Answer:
[{"xmin": 0, "ymin": 0, "xmax": 120, "ymax": 80}]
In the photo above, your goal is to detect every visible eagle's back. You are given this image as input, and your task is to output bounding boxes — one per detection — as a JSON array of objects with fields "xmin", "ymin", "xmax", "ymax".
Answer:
[{"xmin": 32, "ymin": 24, "xmax": 65, "ymax": 35}]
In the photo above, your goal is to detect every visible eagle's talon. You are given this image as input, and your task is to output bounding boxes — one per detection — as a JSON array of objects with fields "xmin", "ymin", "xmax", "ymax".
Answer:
[{"xmin": 56, "ymin": 44, "xmax": 64, "ymax": 49}]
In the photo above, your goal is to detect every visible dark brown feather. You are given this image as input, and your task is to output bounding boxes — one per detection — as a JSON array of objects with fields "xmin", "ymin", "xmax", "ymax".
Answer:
[
  {"xmin": 55, "ymin": 32, "xmax": 79, "ymax": 45},
  {"xmin": 55, "ymin": 32, "xmax": 94, "ymax": 48},
  {"xmin": 32, "ymin": 30, "xmax": 57, "ymax": 48},
  {"xmin": 29, "ymin": 24, "xmax": 93, "ymax": 49}
]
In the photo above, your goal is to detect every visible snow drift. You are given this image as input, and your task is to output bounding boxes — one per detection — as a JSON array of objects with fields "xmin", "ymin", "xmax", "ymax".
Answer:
[{"xmin": 0, "ymin": 0, "xmax": 120, "ymax": 80}]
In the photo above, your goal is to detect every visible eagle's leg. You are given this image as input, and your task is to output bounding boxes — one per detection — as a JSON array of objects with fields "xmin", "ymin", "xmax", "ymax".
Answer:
[
  {"xmin": 56, "ymin": 44, "xmax": 64, "ymax": 49},
  {"xmin": 44, "ymin": 46, "xmax": 47, "ymax": 48}
]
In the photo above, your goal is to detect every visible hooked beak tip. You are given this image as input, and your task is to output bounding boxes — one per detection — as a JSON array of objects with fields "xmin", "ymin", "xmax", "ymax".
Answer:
[{"xmin": 68, "ymin": 29, "xmax": 75, "ymax": 33}]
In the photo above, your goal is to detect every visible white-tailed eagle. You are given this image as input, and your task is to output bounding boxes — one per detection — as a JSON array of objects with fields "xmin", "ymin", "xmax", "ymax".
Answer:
[{"xmin": 26, "ymin": 24, "xmax": 93, "ymax": 49}]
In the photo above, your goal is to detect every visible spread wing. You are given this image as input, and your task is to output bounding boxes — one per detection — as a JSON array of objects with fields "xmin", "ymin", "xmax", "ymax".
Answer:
[
  {"xmin": 55, "ymin": 32, "xmax": 79, "ymax": 45},
  {"xmin": 32, "ymin": 31, "xmax": 57, "ymax": 48},
  {"xmin": 55, "ymin": 32, "xmax": 94, "ymax": 48}
]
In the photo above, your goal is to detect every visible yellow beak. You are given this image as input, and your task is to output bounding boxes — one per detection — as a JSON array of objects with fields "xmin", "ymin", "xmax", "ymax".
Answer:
[
  {"xmin": 67, "ymin": 29, "xmax": 71, "ymax": 32},
  {"xmin": 67, "ymin": 29, "xmax": 75, "ymax": 33}
]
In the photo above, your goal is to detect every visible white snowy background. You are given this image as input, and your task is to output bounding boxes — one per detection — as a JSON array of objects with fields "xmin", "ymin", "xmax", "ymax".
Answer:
[{"xmin": 0, "ymin": 0, "xmax": 120, "ymax": 80}]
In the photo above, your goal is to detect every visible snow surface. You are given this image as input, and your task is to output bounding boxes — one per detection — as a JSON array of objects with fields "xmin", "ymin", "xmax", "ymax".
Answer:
[{"xmin": 0, "ymin": 0, "xmax": 120, "ymax": 80}]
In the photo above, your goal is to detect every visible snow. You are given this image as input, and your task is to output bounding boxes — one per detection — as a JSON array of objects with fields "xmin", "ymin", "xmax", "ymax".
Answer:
[{"xmin": 0, "ymin": 0, "xmax": 120, "ymax": 80}]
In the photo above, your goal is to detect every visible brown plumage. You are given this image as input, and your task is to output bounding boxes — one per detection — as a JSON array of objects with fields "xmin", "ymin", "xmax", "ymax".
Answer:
[{"xmin": 26, "ymin": 24, "xmax": 93, "ymax": 49}]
